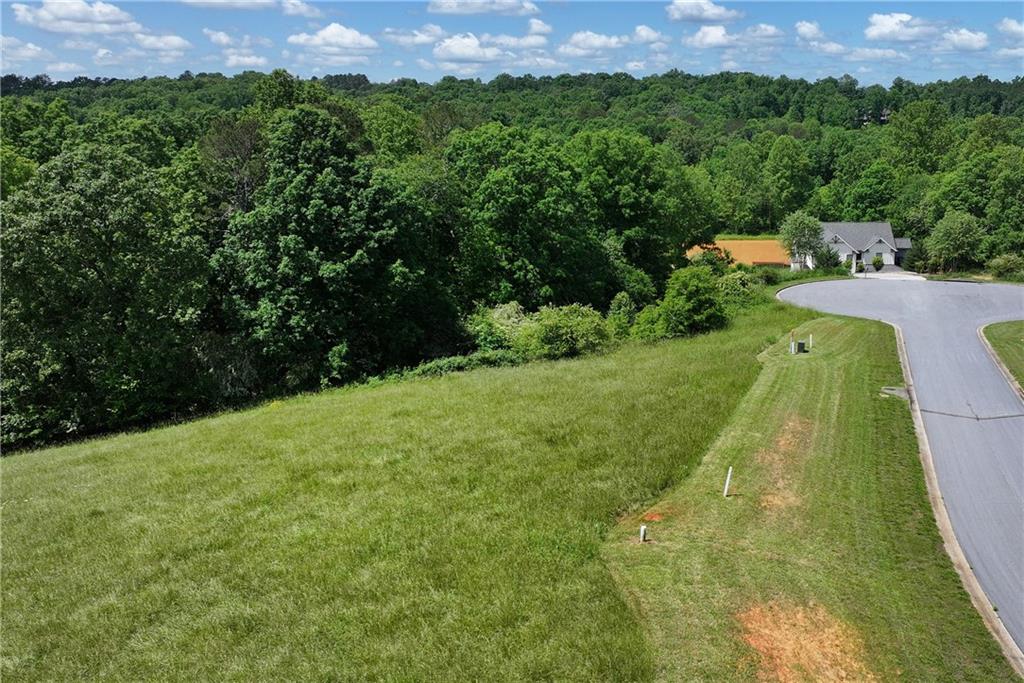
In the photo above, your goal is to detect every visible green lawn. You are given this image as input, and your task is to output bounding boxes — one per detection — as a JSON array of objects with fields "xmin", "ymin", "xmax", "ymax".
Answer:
[
  {"xmin": 604, "ymin": 316, "xmax": 1015, "ymax": 681},
  {"xmin": 985, "ymin": 320, "xmax": 1024, "ymax": 387},
  {"xmin": 3, "ymin": 304, "xmax": 1012, "ymax": 681},
  {"xmin": 3, "ymin": 303, "xmax": 813, "ymax": 681}
]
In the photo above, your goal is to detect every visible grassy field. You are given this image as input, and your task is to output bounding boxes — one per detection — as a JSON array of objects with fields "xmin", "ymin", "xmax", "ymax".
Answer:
[
  {"xmin": 3, "ymin": 303, "xmax": 814, "ymax": 681},
  {"xmin": 604, "ymin": 316, "xmax": 1016, "ymax": 681},
  {"xmin": 985, "ymin": 320, "xmax": 1024, "ymax": 386}
]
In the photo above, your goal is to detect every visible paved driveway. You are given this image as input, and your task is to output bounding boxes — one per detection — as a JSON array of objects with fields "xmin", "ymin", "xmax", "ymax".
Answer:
[{"xmin": 779, "ymin": 279, "xmax": 1024, "ymax": 651}]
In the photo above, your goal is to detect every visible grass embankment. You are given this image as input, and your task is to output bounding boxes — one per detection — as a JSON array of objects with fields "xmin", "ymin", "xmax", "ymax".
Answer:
[
  {"xmin": 604, "ymin": 316, "xmax": 1016, "ymax": 681},
  {"xmin": 3, "ymin": 303, "xmax": 813, "ymax": 681},
  {"xmin": 985, "ymin": 320, "xmax": 1024, "ymax": 387}
]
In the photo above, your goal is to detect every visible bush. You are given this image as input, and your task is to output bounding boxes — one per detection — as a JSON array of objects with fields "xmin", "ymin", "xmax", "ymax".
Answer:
[
  {"xmin": 606, "ymin": 291, "xmax": 637, "ymax": 339},
  {"xmin": 630, "ymin": 305, "xmax": 663, "ymax": 342},
  {"xmin": 405, "ymin": 349, "xmax": 522, "ymax": 378},
  {"xmin": 512, "ymin": 304, "xmax": 610, "ymax": 360},
  {"xmin": 814, "ymin": 245, "xmax": 842, "ymax": 270},
  {"xmin": 752, "ymin": 266, "xmax": 784, "ymax": 286},
  {"xmin": 987, "ymin": 253, "xmax": 1024, "ymax": 280},
  {"xmin": 467, "ymin": 301, "xmax": 527, "ymax": 351},
  {"xmin": 856, "ymin": 262, "xmax": 865, "ymax": 273},
  {"xmin": 717, "ymin": 271, "xmax": 758, "ymax": 311},
  {"xmin": 657, "ymin": 266, "xmax": 727, "ymax": 338},
  {"xmin": 872, "ymin": 254, "xmax": 884, "ymax": 271},
  {"xmin": 902, "ymin": 243, "xmax": 929, "ymax": 272},
  {"xmin": 690, "ymin": 246, "xmax": 733, "ymax": 276}
]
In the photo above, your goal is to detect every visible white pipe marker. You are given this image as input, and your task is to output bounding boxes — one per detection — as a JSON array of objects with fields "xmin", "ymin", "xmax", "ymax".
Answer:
[
  {"xmin": 723, "ymin": 466, "xmax": 733, "ymax": 498},
  {"xmin": 639, "ymin": 525, "xmax": 648, "ymax": 543}
]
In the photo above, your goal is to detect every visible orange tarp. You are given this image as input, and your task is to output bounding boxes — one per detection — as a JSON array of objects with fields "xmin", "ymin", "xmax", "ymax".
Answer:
[{"xmin": 688, "ymin": 240, "xmax": 790, "ymax": 266}]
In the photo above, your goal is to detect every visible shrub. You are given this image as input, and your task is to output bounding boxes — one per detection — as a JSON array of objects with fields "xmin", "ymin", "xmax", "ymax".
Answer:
[
  {"xmin": 658, "ymin": 266, "xmax": 727, "ymax": 337},
  {"xmin": 814, "ymin": 245, "xmax": 842, "ymax": 270},
  {"xmin": 513, "ymin": 304, "xmax": 610, "ymax": 360},
  {"xmin": 467, "ymin": 301, "xmax": 526, "ymax": 351},
  {"xmin": 872, "ymin": 254, "xmax": 884, "ymax": 271},
  {"xmin": 406, "ymin": 349, "xmax": 522, "ymax": 378},
  {"xmin": 902, "ymin": 243, "xmax": 929, "ymax": 273},
  {"xmin": 856, "ymin": 262, "xmax": 865, "ymax": 273},
  {"xmin": 690, "ymin": 246, "xmax": 733, "ymax": 276},
  {"xmin": 717, "ymin": 271, "xmax": 758, "ymax": 311},
  {"xmin": 926, "ymin": 210, "xmax": 985, "ymax": 271},
  {"xmin": 630, "ymin": 305, "xmax": 663, "ymax": 342},
  {"xmin": 987, "ymin": 253, "xmax": 1024, "ymax": 280},
  {"xmin": 752, "ymin": 266, "xmax": 784, "ymax": 286},
  {"xmin": 607, "ymin": 291, "xmax": 637, "ymax": 339}
]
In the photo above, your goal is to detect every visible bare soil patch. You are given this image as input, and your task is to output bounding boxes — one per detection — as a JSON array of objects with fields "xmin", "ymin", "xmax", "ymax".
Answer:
[
  {"xmin": 738, "ymin": 601, "xmax": 876, "ymax": 682},
  {"xmin": 757, "ymin": 415, "xmax": 812, "ymax": 511}
]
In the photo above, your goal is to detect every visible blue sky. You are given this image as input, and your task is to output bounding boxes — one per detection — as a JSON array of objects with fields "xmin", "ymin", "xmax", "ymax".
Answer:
[{"xmin": 2, "ymin": 1, "xmax": 1022, "ymax": 85}]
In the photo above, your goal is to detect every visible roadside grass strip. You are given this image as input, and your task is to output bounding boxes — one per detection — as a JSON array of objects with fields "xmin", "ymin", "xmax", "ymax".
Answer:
[
  {"xmin": 604, "ymin": 316, "xmax": 1017, "ymax": 681},
  {"xmin": 984, "ymin": 320, "xmax": 1024, "ymax": 389}
]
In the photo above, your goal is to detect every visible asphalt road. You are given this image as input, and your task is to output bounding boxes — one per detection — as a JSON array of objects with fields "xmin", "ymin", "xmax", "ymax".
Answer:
[{"xmin": 779, "ymin": 278, "xmax": 1024, "ymax": 651}]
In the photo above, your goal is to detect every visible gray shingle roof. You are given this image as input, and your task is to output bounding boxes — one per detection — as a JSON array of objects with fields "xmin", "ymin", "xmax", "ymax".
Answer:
[
  {"xmin": 894, "ymin": 237, "xmax": 913, "ymax": 249},
  {"xmin": 821, "ymin": 222, "xmax": 896, "ymax": 252}
]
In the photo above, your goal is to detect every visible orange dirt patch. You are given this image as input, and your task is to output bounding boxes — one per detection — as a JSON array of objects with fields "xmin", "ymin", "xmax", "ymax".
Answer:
[
  {"xmin": 641, "ymin": 512, "xmax": 665, "ymax": 522},
  {"xmin": 688, "ymin": 240, "xmax": 790, "ymax": 267},
  {"xmin": 738, "ymin": 601, "xmax": 876, "ymax": 682},
  {"xmin": 757, "ymin": 415, "xmax": 812, "ymax": 511}
]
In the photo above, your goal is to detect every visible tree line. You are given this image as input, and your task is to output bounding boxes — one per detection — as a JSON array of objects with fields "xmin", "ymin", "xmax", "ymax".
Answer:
[{"xmin": 2, "ymin": 68, "xmax": 1022, "ymax": 447}]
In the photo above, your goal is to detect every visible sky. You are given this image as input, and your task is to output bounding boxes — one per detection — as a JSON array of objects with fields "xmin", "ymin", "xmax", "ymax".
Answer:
[{"xmin": 1, "ymin": 0, "xmax": 1022, "ymax": 85}]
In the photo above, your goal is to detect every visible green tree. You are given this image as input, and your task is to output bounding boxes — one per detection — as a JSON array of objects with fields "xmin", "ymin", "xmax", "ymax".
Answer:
[
  {"xmin": 763, "ymin": 135, "xmax": 813, "ymax": 228},
  {"xmin": 926, "ymin": 210, "xmax": 985, "ymax": 271},
  {"xmin": 885, "ymin": 100, "xmax": 953, "ymax": 173},
  {"xmin": 362, "ymin": 99, "xmax": 423, "ymax": 161},
  {"xmin": 779, "ymin": 210, "xmax": 823, "ymax": 267},
  {"xmin": 0, "ymin": 145, "xmax": 36, "ymax": 199},
  {"xmin": 1, "ymin": 145, "xmax": 208, "ymax": 445},
  {"xmin": 844, "ymin": 160, "xmax": 897, "ymax": 220}
]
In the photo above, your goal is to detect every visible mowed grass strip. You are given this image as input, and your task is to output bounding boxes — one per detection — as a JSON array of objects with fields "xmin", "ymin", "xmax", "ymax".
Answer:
[
  {"xmin": 985, "ymin": 320, "xmax": 1024, "ymax": 387},
  {"xmin": 604, "ymin": 316, "xmax": 1016, "ymax": 681},
  {"xmin": 2, "ymin": 304, "xmax": 813, "ymax": 681}
]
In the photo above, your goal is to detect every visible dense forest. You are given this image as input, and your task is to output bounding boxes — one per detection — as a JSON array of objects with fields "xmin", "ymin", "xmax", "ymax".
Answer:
[{"xmin": 2, "ymin": 69, "xmax": 1023, "ymax": 447}]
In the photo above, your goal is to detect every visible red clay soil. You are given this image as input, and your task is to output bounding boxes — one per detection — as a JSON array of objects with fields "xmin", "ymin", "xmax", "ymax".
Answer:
[{"xmin": 688, "ymin": 240, "xmax": 790, "ymax": 267}]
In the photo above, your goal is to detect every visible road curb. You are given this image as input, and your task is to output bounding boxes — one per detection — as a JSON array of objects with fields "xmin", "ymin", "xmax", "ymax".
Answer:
[
  {"xmin": 978, "ymin": 322, "xmax": 1024, "ymax": 401},
  {"xmin": 888, "ymin": 321, "xmax": 1024, "ymax": 677}
]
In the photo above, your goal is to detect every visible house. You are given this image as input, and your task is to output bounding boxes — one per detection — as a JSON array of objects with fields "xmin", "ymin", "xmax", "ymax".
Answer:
[{"xmin": 793, "ymin": 221, "xmax": 909, "ymax": 270}]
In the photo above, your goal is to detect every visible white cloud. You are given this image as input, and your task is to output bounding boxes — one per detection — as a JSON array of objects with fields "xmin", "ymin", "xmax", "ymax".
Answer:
[
  {"xmin": 795, "ymin": 20, "xmax": 824, "ymax": 41},
  {"xmin": 557, "ymin": 30, "xmax": 628, "ymax": 57},
  {"xmin": 847, "ymin": 47, "xmax": 908, "ymax": 61},
  {"xmin": 864, "ymin": 13, "xmax": 938, "ymax": 42},
  {"xmin": 437, "ymin": 60, "xmax": 484, "ymax": 74},
  {"xmin": 93, "ymin": 47, "xmax": 116, "ymax": 64},
  {"xmin": 46, "ymin": 61, "xmax": 85, "ymax": 72},
  {"xmin": 433, "ymin": 33, "xmax": 507, "ymax": 61},
  {"xmin": 996, "ymin": 18, "xmax": 1024, "ymax": 41},
  {"xmin": 996, "ymin": 46, "xmax": 1024, "ymax": 59},
  {"xmin": 427, "ymin": 0, "xmax": 539, "ymax": 16},
  {"xmin": 416, "ymin": 57, "xmax": 435, "ymax": 69},
  {"xmin": 287, "ymin": 23, "xmax": 379, "ymax": 52},
  {"xmin": 1, "ymin": 36, "xmax": 54, "ymax": 64},
  {"xmin": 180, "ymin": 0, "xmax": 275, "ymax": 7},
  {"xmin": 224, "ymin": 48, "xmax": 267, "ymax": 66},
  {"xmin": 625, "ymin": 60, "xmax": 645, "ymax": 71},
  {"xmin": 203, "ymin": 28, "xmax": 234, "ymax": 46},
  {"xmin": 666, "ymin": 0, "xmax": 741, "ymax": 23},
  {"xmin": 528, "ymin": 18, "xmax": 552, "ymax": 35},
  {"xmin": 937, "ymin": 28, "xmax": 988, "ymax": 52},
  {"xmin": 61, "ymin": 38, "xmax": 100, "ymax": 50},
  {"xmin": 807, "ymin": 40, "xmax": 845, "ymax": 55},
  {"xmin": 392, "ymin": 59, "xmax": 404, "ymax": 67},
  {"xmin": 506, "ymin": 54, "xmax": 565, "ymax": 69},
  {"xmin": 382, "ymin": 23, "xmax": 446, "ymax": 47},
  {"xmin": 633, "ymin": 25, "xmax": 668, "ymax": 44},
  {"xmin": 684, "ymin": 25, "xmax": 734, "ymax": 48},
  {"xmin": 746, "ymin": 23, "xmax": 782, "ymax": 41},
  {"xmin": 11, "ymin": 0, "xmax": 142, "ymax": 34},
  {"xmin": 481, "ymin": 33, "xmax": 547, "ymax": 48},
  {"xmin": 134, "ymin": 33, "xmax": 192, "ymax": 50},
  {"xmin": 281, "ymin": 0, "xmax": 320, "ymax": 17}
]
